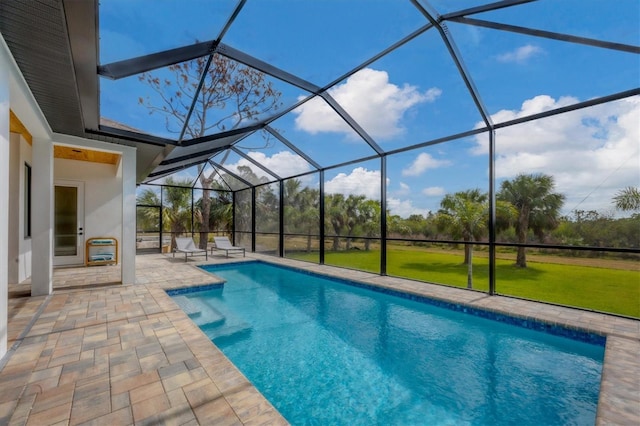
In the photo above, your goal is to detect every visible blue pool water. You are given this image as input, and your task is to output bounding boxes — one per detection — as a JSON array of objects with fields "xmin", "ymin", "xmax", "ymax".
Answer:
[{"xmin": 170, "ymin": 261, "xmax": 605, "ymax": 425}]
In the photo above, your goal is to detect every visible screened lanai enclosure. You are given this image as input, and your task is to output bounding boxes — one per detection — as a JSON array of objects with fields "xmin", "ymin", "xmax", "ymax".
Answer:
[{"xmin": 102, "ymin": 1, "xmax": 637, "ymax": 317}]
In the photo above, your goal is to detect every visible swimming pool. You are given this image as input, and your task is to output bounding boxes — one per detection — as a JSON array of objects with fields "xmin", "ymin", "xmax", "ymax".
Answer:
[{"xmin": 170, "ymin": 261, "xmax": 605, "ymax": 425}]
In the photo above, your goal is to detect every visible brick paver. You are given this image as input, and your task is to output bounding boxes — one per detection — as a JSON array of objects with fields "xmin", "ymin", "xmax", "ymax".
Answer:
[{"xmin": 1, "ymin": 253, "xmax": 638, "ymax": 425}]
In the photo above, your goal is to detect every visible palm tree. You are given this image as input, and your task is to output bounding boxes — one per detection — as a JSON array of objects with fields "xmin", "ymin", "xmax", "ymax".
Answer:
[
  {"xmin": 234, "ymin": 187, "xmax": 253, "ymax": 246},
  {"xmin": 211, "ymin": 196, "xmax": 233, "ymax": 232},
  {"xmin": 162, "ymin": 177, "xmax": 195, "ymax": 249},
  {"xmin": 498, "ymin": 173, "xmax": 565, "ymax": 268},
  {"xmin": 256, "ymin": 183, "xmax": 279, "ymax": 233},
  {"xmin": 283, "ymin": 179, "xmax": 303, "ymax": 233},
  {"xmin": 205, "ymin": 184, "xmax": 233, "ymax": 235},
  {"xmin": 437, "ymin": 189, "xmax": 488, "ymax": 289},
  {"xmin": 613, "ymin": 186, "xmax": 640, "ymax": 212},
  {"xmin": 344, "ymin": 194, "xmax": 366, "ymax": 250},
  {"xmin": 359, "ymin": 199, "xmax": 381, "ymax": 251},
  {"xmin": 325, "ymin": 193, "xmax": 347, "ymax": 251},
  {"xmin": 299, "ymin": 187, "xmax": 320, "ymax": 252},
  {"xmin": 136, "ymin": 188, "xmax": 161, "ymax": 232},
  {"xmin": 284, "ymin": 181, "xmax": 319, "ymax": 252},
  {"xmin": 196, "ymin": 169, "xmax": 214, "ymax": 249}
]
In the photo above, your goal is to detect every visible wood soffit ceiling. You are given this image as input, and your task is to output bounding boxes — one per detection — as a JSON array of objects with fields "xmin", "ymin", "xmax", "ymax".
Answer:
[
  {"xmin": 54, "ymin": 145, "xmax": 120, "ymax": 165},
  {"xmin": 9, "ymin": 110, "xmax": 32, "ymax": 145}
]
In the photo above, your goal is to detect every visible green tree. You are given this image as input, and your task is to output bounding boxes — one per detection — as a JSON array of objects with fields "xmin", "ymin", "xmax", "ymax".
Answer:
[
  {"xmin": 210, "ymin": 191, "xmax": 233, "ymax": 233},
  {"xmin": 613, "ymin": 186, "xmax": 640, "ymax": 212},
  {"xmin": 196, "ymin": 177, "xmax": 214, "ymax": 249},
  {"xmin": 554, "ymin": 210, "xmax": 640, "ymax": 251},
  {"xmin": 359, "ymin": 199, "xmax": 381, "ymax": 251},
  {"xmin": 325, "ymin": 193, "xmax": 348, "ymax": 251},
  {"xmin": 498, "ymin": 173, "xmax": 565, "ymax": 268},
  {"xmin": 256, "ymin": 182, "xmax": 279, "ymax": 234},
  {"xmin": 387, "ymin": 214, "xmax": 411, "ymax": 237},
  {"xmin": 161, "ymin": 177, "xmax": 195, "ymax": 248},
  {"xmin": 437, "ymin": 189, "xmax": 488, "ymax": 289},
  {"xmin": 344, "ymin": 194, "xmax": 367, "ymax": 250},
  {"xmin": 234, "ymin": 188, "xmax": 253, "ymax": 246},
  {"xmin": 283, "ymin": 180, "xmax": 319, "ymax": 252},
  {"xmin": 195, "ymin": 183, "xmax": 233, "ymax": 237},
  {"xmin": 299, "ymin": 187, "xmax": 320, "ymax": 252},
  {"xmin": 283, "ymin": 179, "xmax": 303, "ymax": 233},
  {"xmin": 138, "ymin": 52, "xmax": 283, "ymax": 249},
  {"xmin": 136, "ymin": 188, "xmax": 161, "ymax": 233}
]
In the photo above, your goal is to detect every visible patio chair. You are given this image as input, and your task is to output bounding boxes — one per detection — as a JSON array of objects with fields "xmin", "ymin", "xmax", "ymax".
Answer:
[
  {"xmin": 212, "ymin": 236, "xmax": 246, "ymax": 257},
  {"xmin": 173, "ymin": 237, "xmax": 208, "ymax": 262}
]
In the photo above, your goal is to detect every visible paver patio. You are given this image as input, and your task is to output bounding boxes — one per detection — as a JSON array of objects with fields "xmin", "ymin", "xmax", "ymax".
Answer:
[{"xmin": 1, "ymin": 253, "xmax": 638, "ymax": 425}]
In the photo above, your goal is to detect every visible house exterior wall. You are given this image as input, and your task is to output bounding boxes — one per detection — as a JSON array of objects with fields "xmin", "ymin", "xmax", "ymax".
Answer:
[
  {"xmin": 0, "ymin": 33, "xmax": 10, "ymax": 359},
  {"xmin": 8, "ymin": 133, "xmax": 32, "ymax": 284},
  {"xmin": 19, "ymin": 138, "xmax": 32, "ymax": 282},
  {"xmin": 31, "ymin": 138, "xmax": 53, "ymax": 296},
  {"xmin": 54, "ymin": 158, "xmax": 123, "ymax": 264},
  {"xmin": 120, "ymin": 151, "xmax": 136, "ymax": 285},
  {"xmin": 1, "ymin": 31, "xmax": 138, "ymax": 361},
  {"xmin": 52, "ymin": 134, "xmax": 136, "ymax": 284},
  {"xmin": 7, "ymin": 134, "xmax": 19, "ymax": 283}
]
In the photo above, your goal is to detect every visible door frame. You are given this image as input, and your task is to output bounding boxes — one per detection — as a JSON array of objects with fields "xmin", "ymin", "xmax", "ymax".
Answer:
[{"xmin": 53, "ymin": 180, "xmax": 85, "ymax": 266}]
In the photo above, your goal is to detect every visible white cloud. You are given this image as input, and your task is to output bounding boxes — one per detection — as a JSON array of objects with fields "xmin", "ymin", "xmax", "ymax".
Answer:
[
  {"xmin": 246, "ymin": 151, "xmax": 311, "ymax": 178},
  {"xmin": 402, "ymin": 152, "xmax": 451, "ymax": 176},
  {"xmin": 389, "ymin": 182, "xmax": 412, "ymax": 199},
  {"xmin": 422, "ymin": 186, "xmax": 446, "ymax": 197},
  {"xmin": 480, "ymin": 95, "xmax": 582, "ymax": 138},
  {"xmin": 387, "ymin": 198, "xmax": 431, "ymax": 218},
  {"xmin": 398, "ymin": 182, "xmax": 410, "ymax": 196},
  {"xmin": 325, "ymin": 167, "xmax": 383, "ymax": 199},
  {"xmin": 496, "ymin": 44, "xmax": 544, "ymax": 63},
  {"xmin": 222, "ymin": 150, "xmax": 311, "ymax": 181},
  {"xmin": 471, "ymin": 95, "xmax": 640, "ymax": 213},
  {"xmin": 326, "ymin": 169, "xmax": 434, "ymax": 217},
  {"xmin": 293, "ymin": 68, "xmax": 441, "ymax": 140}
]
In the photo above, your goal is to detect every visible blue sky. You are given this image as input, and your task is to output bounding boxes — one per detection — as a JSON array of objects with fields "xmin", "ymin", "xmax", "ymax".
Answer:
[{"xmin": 99, "ymin": 0, "xmax": 639, "ymax": 218}]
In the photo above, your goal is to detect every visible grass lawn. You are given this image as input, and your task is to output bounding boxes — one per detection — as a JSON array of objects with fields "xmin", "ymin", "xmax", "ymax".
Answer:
[{"xmin": 288, "ymin": 247, "xmax": 640, "ymax": 318}]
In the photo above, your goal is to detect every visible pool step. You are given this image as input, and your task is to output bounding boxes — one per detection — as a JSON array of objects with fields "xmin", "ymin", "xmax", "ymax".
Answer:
[
  {"xmin": 173, "ymin": 295, "xmax": 252, "ymax": 342},
  {"xmin": 205, "ymin": 322, "xmax": 253, "ymax": 343},
  {"xmin": 173, "ymin": 296, "xmax": 226, "ymax": 327},
  {"xmin": 173, "ymin": 296, "xmax": 201, "ymax": 316}
]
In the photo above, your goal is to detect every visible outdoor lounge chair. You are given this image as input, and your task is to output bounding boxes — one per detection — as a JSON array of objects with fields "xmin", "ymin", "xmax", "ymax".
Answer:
[
  {"xmin": 212, "ymin": 236, "xmax": 246, "ymax": 257},
  {"xmin": 173, "ymin": 237, "xmax": 208, "ymax": 262}
]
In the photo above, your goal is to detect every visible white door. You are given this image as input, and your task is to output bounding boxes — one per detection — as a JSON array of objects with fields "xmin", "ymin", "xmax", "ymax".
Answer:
[{"xmin": 53, "ymin": 180, "xmax": 85, "ymax": 266}]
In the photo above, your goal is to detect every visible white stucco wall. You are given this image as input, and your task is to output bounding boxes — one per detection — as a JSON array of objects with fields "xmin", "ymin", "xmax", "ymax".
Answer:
[
  {"xmin": 54, "ymin": 158, "xmax": 123, "ymax": 264},
  {"xmin": 8, "ymin": 133, "xmax": 32, "ymax": 284},
  {"xmin": 19, "ymin": 139, "xmax": 32, "ymax": 282},
  {"xmin": 120, "ymin": 151, "xmax": 137, "ymax": 285},
  {"xmin": 53, "ymin": 135, "xmax": 136, "ymax": 284},
  {"xmin": 2, "ymin": 30, "xmax": 53, "ymax": 297},
  {"xmin": 8, "ymin": 133, "xmax": 19, "ymax": 283},
  {"xmin": 0, "ymin": 32, "xmax": 138, "ymax": 358},
  {"xmin": 31, "ymin": 138, "xmax": 53, "ymax": 296},
  {"xmin": 0, "ymin": 36, "xmax": 11, "ymax": 359}
]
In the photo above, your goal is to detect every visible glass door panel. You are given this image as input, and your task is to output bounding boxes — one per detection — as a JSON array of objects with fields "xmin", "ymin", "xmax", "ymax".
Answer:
[
  {"xmin": 54, "ymin": 186, "xmax": 77, "ymax": 256},
  {"xmin": 53, "ymin": 181, "xmax": 84, "ymax": 266}
]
